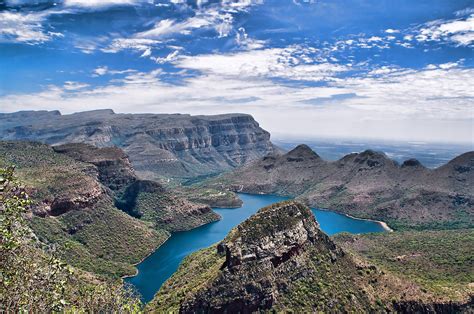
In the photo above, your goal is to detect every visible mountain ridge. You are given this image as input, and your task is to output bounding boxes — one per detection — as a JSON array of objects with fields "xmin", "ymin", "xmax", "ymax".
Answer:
[
  {"xmin": 204, "ymin": 146, "xmax": 474, "ymax": 230},
  {"xmin": 0, "ymin": 110, "xmax": 280, "ymax": 182}
]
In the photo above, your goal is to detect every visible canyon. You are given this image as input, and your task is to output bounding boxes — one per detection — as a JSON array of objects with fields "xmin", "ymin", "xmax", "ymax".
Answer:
[{"xmin": 0, "ymin": 110, "xmax": 279, "ymax": 182}]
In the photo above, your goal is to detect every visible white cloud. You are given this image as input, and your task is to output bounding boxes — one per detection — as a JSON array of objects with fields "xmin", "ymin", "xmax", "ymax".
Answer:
[
  {"xmin": 105, "ymin": 0, "xmax": 258, "ymax": 57},
  {"xmin": 63, "ymin": 0, "xmax": 141, "ymax": 8},
  {"xmin": 176, "ymin": 46, "xmax": 348, "ymax": 81},
  {"xmin": 136, "ymin": 18, "xmax": 210, "ymax": 39},
  {"xmin": 0, "ymin": 11, "xmax": 61, "ymax": 44},
  {"xmin": 93, "ymin": 66, "xmax": 109, "ymax": 76},
  {"xmin": 1, "ymin": 58, "xmax": 472, "ymax": 144},
  {"xmin": 151, "ymin": 50, "xmax": 181, "ymax": 64},
  {"xmin": 102, "ymin": 38, "xmax": 162, "ymax": 54},
  {"xmin": 236, "ymin": 27, "xmax": 266, "ymax": 50},
  {"xmin": 416, "ymin": 14, "xmax": 474, "ymax": 46},
  {"xmin": 92, "ymin": 66, "xmax": 137, "ymax": 76},
  {"xmin": 368, "ymin": 66, "xmax": 400, "ymax": 76},
  {"xmin": 63, "ymin": 81, "xmax": 90, "ymax": 90}
]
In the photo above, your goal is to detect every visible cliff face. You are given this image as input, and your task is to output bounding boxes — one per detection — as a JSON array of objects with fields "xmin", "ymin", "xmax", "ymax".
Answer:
[
  {"xmin": 0, "ymin": 141, "xmax": 219, "ymax": 277},
  {"xmin": 52, "ymin": 143, "xmax": 136, "ymax": 195},
  {"xmin": 0, "ymin": 110, "xmax": 278, "ymax": 181},
  {"xmin": 49, "ymin": 142, "xmax": 220, "ymax": 232},
  {"xmin": 207, "ymin": 145, "xmax": 474, "ymax": 230}
]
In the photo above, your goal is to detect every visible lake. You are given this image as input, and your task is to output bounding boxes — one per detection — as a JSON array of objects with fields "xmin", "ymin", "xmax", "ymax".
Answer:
[{"xmin": 125, "ymin": 193, "xmax": 387, "ymax": 302}]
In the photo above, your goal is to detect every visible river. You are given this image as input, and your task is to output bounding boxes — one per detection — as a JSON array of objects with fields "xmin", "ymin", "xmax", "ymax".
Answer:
[{"xmin": 125, "ymin": 193, "xmax": 387, "ymax": 302}]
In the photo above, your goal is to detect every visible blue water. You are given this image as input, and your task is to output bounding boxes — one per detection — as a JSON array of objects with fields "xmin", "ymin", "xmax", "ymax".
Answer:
[{"xmin": 125, "ymin": 193, "xmax": 386, "ymax": 302}]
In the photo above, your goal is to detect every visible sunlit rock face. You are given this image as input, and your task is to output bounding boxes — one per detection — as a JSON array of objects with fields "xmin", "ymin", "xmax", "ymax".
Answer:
[{"xmin": 0, "ymin": 110, "xmax": 279, "ymax": 181}]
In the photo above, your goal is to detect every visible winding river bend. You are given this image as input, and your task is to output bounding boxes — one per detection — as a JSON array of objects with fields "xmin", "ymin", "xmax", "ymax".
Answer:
[{"xmin": 125, "ymin": 193, "xmax": 387, "ymax": 302}]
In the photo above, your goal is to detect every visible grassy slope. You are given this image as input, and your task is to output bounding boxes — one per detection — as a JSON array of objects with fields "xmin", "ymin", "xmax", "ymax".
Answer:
[
  {"xmin": 334, "ymin": 229, "xmax": 474, "ymax": 301},
  {"xmin": 30, "ymin": 201, "xmax": 169, "ymax": 278},
  {"xmin": 136, "ymin": 191, "xmax": 219, "ymax": 232},
  {"xmin": 0, "ymin": 142, "xmax": 168, "ymax": 278},
  {"xmin": 146, "ymin": 246, "xmax": 225, "ymax": 312}
]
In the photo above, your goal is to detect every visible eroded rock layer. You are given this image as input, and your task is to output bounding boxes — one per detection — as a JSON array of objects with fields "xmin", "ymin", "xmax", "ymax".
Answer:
[{"xmin": 0, "ymin": 110, "xmax": 279, "ymax": 181}]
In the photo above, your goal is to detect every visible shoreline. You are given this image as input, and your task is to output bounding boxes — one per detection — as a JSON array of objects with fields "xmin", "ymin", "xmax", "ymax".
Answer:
[
  {"xmin": 121, "ymin": 215, "xmax": 222, "ymax": 281},
  {"xmin": 312, "ymin": 206, "xmax": 394, "ymax": 232},
  {"xmin": 341, "ymin": 212, "xmax": 394, "ymax": 232},
  {"xmin": 121, "ymin": 233, "xmax": 171, "ymax": 280},
  {"xmin": 235, "ymin": 192, "xmax": 394, "ymax": 232}
]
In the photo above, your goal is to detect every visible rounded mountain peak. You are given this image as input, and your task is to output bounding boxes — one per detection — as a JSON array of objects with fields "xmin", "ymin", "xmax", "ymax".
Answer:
[
  {"xmin": 286, "ymin": 144, "xmax": 320, "ymax": 160},
  {"xmin": 401, "ymin": 158, "xmax": 424, "ymax": 168}
]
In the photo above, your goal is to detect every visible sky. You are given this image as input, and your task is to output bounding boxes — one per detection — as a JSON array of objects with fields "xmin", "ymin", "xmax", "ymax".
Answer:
[{"xmin": 0, "ymin": 0, "xmax": 473, "ymax": 144}]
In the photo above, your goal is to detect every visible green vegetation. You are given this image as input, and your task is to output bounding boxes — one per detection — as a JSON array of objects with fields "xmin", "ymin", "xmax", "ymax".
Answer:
[
  {"xmin": 29, "ymin": 201, "xmax": 169, "ymax": 278},
  {"xmin": 176, "ymin": 185, "xmax": 243, "ymax": 208},
  {"xmin": 230, "ymin": 201, "xmax": 314, "ymax": 240},
  {"xmin": 334, "ymin": 229, "xmax": 474, "ymax": 300},
  {"xmin": 385, "ymin": 208, "xmax": 474, "ymax": 231},
  {"xmin": 0, "ymin": 141, "xmax": 94, "ymax": 201},
  {"xmin": 0, "ymin": 167, "xmax": 142, "ymax": 312},
  {"xmin": 0, "ymin": 141, "xmax": 167, "ymax": 278},
  {"xmin": 147, "ymin": 246, "xmax": 225, "ymax": 312},
  {"xmin": 137, "ymin": 191, "xmax": 219, "ymax": 232}
]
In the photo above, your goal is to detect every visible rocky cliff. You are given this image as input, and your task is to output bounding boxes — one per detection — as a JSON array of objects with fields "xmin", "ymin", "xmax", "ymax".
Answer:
[
  {"xmin": 52, "ymin": 142, "xmax": 220, "ymax": 231},
  {"xmin": 206, "ymin": 144, "xmax": 474, "ymax": 230},
  {"xmin": 149, "ymin": 201, "xmax": 373, "ymax": 312},
  {"xmin": 0, "ymin": 110, "xmax": 279, "ymax": 181},
  {"xmin": 148, "ymin": 201, "xmax": 473, "ymax": 312},
  {"xmin": 0, "ymin": 141, "xmax": 219, "ymax": 277}
]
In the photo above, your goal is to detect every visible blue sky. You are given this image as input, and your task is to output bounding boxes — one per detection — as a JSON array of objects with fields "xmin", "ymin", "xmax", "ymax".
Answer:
[{"xmin": 0, "ymin": 0, "xmax": 473, "ymax": 144}]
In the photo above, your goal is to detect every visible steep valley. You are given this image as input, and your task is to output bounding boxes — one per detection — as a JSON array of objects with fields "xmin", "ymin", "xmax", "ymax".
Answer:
[
  {"xmin": 0, "ymin": 125, "xmax": 474, "ymax": 313},
  {"xmin": 0, "ymin": 141, "xmax": 219, "ymax": 277}
]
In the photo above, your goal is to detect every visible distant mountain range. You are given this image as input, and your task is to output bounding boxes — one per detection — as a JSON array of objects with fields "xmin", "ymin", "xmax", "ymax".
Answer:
[
  {"xmin": 0, "ymin": 110, "xmax": 279, "ymax": 182},
  {"xmin": 204, "ymin": 144, "xmax": 474, "ymax": 230}
]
